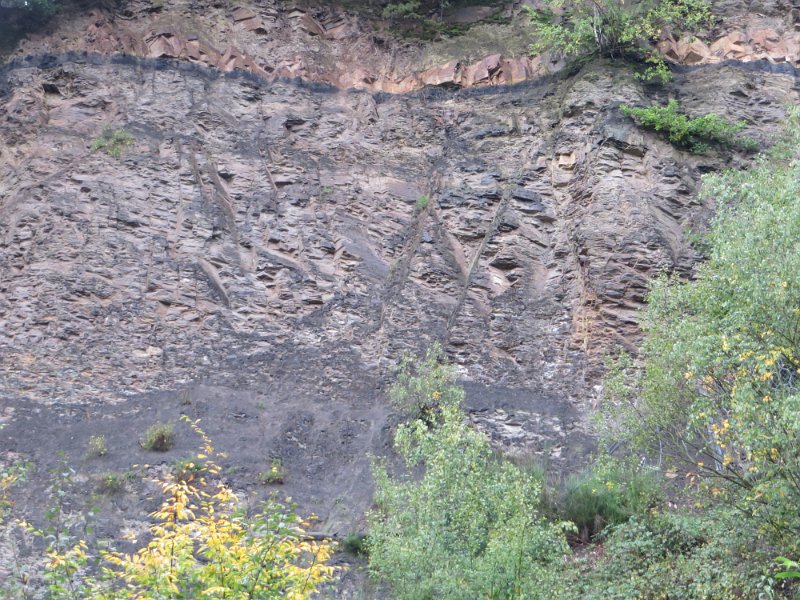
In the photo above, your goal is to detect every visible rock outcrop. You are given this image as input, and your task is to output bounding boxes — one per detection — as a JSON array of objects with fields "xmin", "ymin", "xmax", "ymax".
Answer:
[
  {"xmin": 2, "ymin": 50, "xmax": 797, "ymax": 532},
  {"xmin": 8, "ymin": 0, "xmax": 800, "ymax": 94},
  {"xmin": 1, "ymin": 0, "xmax": 799, "ymax": 542}
]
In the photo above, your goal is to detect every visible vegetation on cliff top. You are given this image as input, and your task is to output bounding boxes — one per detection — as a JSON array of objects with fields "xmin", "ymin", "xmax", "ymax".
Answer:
[{"xmin": 528, "ymin": 0, "xmax": 712, "ymax": 82}]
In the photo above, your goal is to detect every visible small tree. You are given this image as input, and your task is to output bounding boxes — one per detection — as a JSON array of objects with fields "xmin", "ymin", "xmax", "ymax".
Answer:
[
  {"xmin": 371, "ymin": 352, "xmax": 570, "ymax": 600},
  {"xmin": 388, "ymin": 342, "xmax": 464, "ymax": 420},
  {"xmin": 528, "ymin": 0, "xmax": 712, "ymax": 82}
]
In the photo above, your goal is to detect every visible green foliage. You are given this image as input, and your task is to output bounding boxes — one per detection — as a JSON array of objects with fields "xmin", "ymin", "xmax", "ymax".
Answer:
[
  {"xmin": 90, "ymin": 128, "xmax": 133, "ymax": 159},
  {"xmin": 96, "ymin": 471, "xmax": 134, "ymax": 494},
  {"xmin": 341, "ymin": 532, "xmax": 369, "ymax": 556},
  {"xmin": 560, "ymin": 461, "xmax": 662, "ymax": 541},
  {"xmin": 776, "ymin": 557, "xmax": 800, "ymax": 580},
  {"xmin": 257, "ymin": 458, "xmax": 286, "ymax": 484},
  {"xmin": 606, "ymin": 107, "xmax": 800, "ymax": 549},
  {"xmin": 368, "ymin": 401, "xmax": 570, "ymax": 599},
  {"xmin": 621, "ymin": 100, "xmax": 758, "ymax": 153},
  {"xmin": 140, "ymin": 421, "xmax": 175, "ymax": 451},
  {"xmin": 528, "ymin": 0, "xmax": 712, "ymax": 82},
  {"xmin": 172, "ymin": 456, "xmax": 204, "ymax": 482},
  {"xmin": 571, "ymin": 508, "xmax": 785, "ymax": 599},
  {"xmin": 415, "ymin": 194, "xmax": 430, "ymax": 211},
  {"xmin": 86, "ymin": 435, "xmax": 107, "ymax": 458},
  {"xmin": 388, "ymin": 342, "xmax": 464, "ymax": 420},
  {"xmin": 383, "ymin": 0, "xmax": 422, "ymax": 19}
]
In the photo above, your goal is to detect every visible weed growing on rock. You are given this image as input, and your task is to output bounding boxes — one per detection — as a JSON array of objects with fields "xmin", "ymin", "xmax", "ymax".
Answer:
[
  {"xmin": 96, "ymin": 471, "xmax": 133, "ymax": 494},
  {"xmin": 172, "ymin": 456, "xmax": 203, "ymax": 482},
  {"xmin": 86, "ymin": 435, "xmax": 107, "ymax": 458},
  {"xmin": 258, "ymin": 458, "xmax": 286, "ymax": 484},
  {"xmin": 90, "ymin": 128, "xmax": 133, "ymax": 158},
  {"xmin": 140, "ymin": 421, "xmax": 175, "ymax": 451},
  {"xmin": 415, "ymin": 195, "xmax": 430, "ymax": 211}
]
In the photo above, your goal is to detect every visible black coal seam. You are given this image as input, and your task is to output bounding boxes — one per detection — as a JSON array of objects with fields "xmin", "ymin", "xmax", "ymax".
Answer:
[{"xmin": 1, "ymin": 51, "xmax": 798, "ymax": 103}]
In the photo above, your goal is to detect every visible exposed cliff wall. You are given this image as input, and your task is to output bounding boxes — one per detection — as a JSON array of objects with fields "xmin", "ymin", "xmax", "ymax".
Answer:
[{"xmin": 1, "ymin": 0, "xmax": 799, "ymax": 541}]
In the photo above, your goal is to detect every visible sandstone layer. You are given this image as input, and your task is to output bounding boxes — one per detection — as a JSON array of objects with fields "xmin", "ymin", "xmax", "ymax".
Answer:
[{"xmin": 6, "ymin": 0, "xmax": 800, "ymax": 94}]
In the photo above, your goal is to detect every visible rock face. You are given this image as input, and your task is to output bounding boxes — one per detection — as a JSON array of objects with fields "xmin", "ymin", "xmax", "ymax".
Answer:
[
  {"xmin": 2, "ymin": 52, "xmax": 797, "ymax": 533},
  {"xmin": 1, "ymin": 1, "xmax": 800, "ymax": 546}
]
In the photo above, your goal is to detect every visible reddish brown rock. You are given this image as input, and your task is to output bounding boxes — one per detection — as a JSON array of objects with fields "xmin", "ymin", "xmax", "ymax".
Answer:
[
  {"xmin": 499, "ymin": 57, "xmax": 530, "ymax": 85},
  {"xmin": 677, "ymin": 38, "xmax": 711, "ymax": 64},
  {"xmin": 420, "ymin": 60, "xmax": 460, "ymax": 87},
  {"xmin": 710, "ymin": 32, "xmax": 750, "ymax": 58},
  {"xmin": 146, "ymin": 32, "xmax": 184, "ymax": 58},
  {"xmin": 460, "ymin": 53, "xmax": 501, "ymax": 87}
]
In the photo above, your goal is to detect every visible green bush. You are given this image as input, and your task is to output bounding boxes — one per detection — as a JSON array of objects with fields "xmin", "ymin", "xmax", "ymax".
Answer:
[
  {"xmin": 528, "ymin": 0, "xmax": 712, "ymax": 82},
  {"xmin": 368, "ymin": 402, "xmax": 570, "ymax": 599},
  {"xmin": 341, "ymin": 532, "xmax": 369, "ymax": 556},
  {"xmin": 415, "ymin": 194, "xmax": 430, "ymax": 211},
  {"xmin": 172, "ymin": 457, "xmax": 204, "ymax": 482},
  {"xmin": 621, "ymin": 100, "xmax": 758, "ymax": 153},
  {"xmin": 383, "ymin": 0, "xmax": 422, "ymax": 19},
  {"xmin": 388, "ymin": 342, "xmax": 464, "ymax": 420},
  {"xmin": 571, "ymin": 509, "xmax": 785, "ymax": 599},
  {"xmin": 96, "ymin": 471, "xmax": 133, "ymax": 494},
  {"xmin": 604, "ymin": 107, "xmax": 800, "ymax": 562},
  {"xmin": 91, "ymin": 128, "xmax": 133, "ymax": 158},
  {"xmin": 560, "ymin": 462, "xmax": 662, "ymax": 541},
  {"xmin": 140, "ymin": 421, "xmax": 175, "ymax": 451},
  {"xmin": 257, "ymin": 458, "xmax": 285, "ymax": 484}
]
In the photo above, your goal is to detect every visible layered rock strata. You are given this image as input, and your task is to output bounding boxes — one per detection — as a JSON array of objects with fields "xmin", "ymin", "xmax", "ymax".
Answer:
[{"xmin": 2, "ymin": 53, "xmax": 797, "ymax": 530}]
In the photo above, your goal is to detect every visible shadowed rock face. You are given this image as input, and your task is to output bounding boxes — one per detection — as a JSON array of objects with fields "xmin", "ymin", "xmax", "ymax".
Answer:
[{"xmin": 0, "ymin": 50, "xmax": 798, "ymax": 537}]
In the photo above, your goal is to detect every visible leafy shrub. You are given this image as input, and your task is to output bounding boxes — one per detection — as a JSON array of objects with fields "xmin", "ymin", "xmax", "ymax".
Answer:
[
  {"xmin": 140, "ymin": 421, "xmax": 175, "ymax": 451},
  {"xmin": 96, "ymin": 471, "xmax": 133, "ymax": 494},
  {"xmin": 388, "ymin": 342, "xmax": 464, "ymax": 420},
  {"xmin": 383, "ymin": 0, "xmax": 421, "ymax": 19},
  {"xmin": 172, "ymin": 456, "xmax": 203, "ymax": 482},
  {"xmin": 571, "ymin": 509, "xmax": 786, "ymax": 599},
  {"xmin": 528, "ymin": 0, "xmax": 712, "ymax": 82},
  {"xmin": 621, "ymin": 100, "xmax": 757, "ymax": 153},
  {"xmin": 415, "ymin": 194, "xmax": 430, "ymax": 211},
  {"xmin": 86, "ymin": 435, "xmax": 107, "ymax": 457},
  {"xmin": 368, "ymin": 402, "xmax": 570, "ymax": 599},
  {"xmin": 0, "ymin": 454, "xmax": 26, "ymax": 524},
  {"xmin": 91, "ymin": 128, "xmax": 133, "ymax": 158}
]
